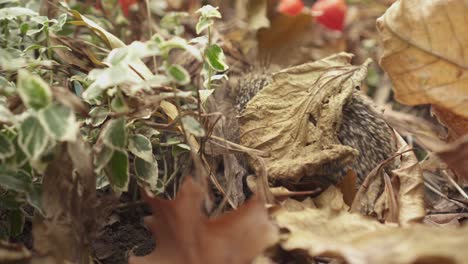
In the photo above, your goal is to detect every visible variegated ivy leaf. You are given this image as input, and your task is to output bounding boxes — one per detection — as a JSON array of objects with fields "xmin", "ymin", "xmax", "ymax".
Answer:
[
  {"xmin": 167, "ymin": 64, "xmax": 190, "ymax": 85},
  {"xmin": 134, "ymin": 157, "xmax": 158, "ymax": 191},
  {"xmin": 128, "ymin": 134, "xmax": 153, "ymax": 163},
  {"xmin": 38, "ymin": 103, "xmax": 78, "ymax": 142},
  {"xmin": 0, "ymin": 133, "xmax": 15, "ymax": 160},
  {"xmin": 0, "ymin": 106, "xmax": 10, "ymax": 124},
  {"xmin": 104, "ymin": 149, "xmax": 129, "ymax": 192},
  {"xmin": 86, "ymin": 106, "xmax": 109, "ymax": 127},
  {"xmin": 0, "ymin": 167, "xmax": 32, "ymax": 194},
  {"xmin": 0, "ymin": 7, "xmax": 38, "ymax": 20},
  {"xmin": 196, "ymin": 16, "xmax": 213, "ymax": 34},
  {"xmin": 181, "ymin": 116, "xmax": 205, "ymax": 137},
  {"xmin": 17, "ymin": 115, "xmax": 49, "ymax": 160},
  {"xmin": 199, "ymin": 89, "xmax": 215, "ymax": 103},
  {"xmin": 111, "ymin": 92, "xmax": 129, "ymax": 113},
  {"xmin": 102, "ymin": 118, "xmax": 127, "ymax": 151},
  {"xmin": 196, "ymin": 5, "xmax": 221, "ymax": 19},
  {"xmin": 16, "ymin": 70, "xmax": 52, "ymax": 110},
  {"xmin": 95, "ymin": 145, "xmax": 114, "ymax": 172},
  {"xmin": 158, "ymin": 36, "xmax": 202, "ymax": 61},
  {"xmin": 205, "ymin": 44, "xmax": 229, "ymax": 72}
]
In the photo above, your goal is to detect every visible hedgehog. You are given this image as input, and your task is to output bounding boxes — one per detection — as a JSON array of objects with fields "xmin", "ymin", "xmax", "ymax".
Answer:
[{"xmin": 232, "ymin": 68, "xmax": 396, "ymax": 187}]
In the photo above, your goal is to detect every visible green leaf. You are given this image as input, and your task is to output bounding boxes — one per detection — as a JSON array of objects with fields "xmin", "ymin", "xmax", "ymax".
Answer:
[
  {"xmin": 0, "ymin": 104, "xmax": 15, "ymax": 124},
  {"xmin": 0, "ymin": 7, "xmax": 38, "ymax": 20},
  {"xmin": 102, "ymin": 118, "xmax": 127, "ymax": 150},
  {"xmin": 0, "ymin": 133, "xmax": 15, "ymax": 160},
  {"xmin": 205, "ymin": 44, "xmax": 229, "ymax": 72},
  {"xmin": 158, "ymin": 37, "xmax": 202, "ymax": 61},
  {"xmin": 86, "ymin": 106, "xmax": 109, "ymax": 127},
  {"xmin": 95, "ymin": 145, "xmax": 114, "ymax": 172},
  {"xmin": 16, "ymin": 70, "xmax": 52, "ymax": 110},
  {"xmin": 134, "ymin": 157, "xmax": 158, "ymax": 191},
  {"xmin": 196, "ymin": 16, "xmax": 213, "ymax": 34},
  {"xmin": 181, "ymin": 116, "xmax": 205, "ymax": 137},
  {"xmin": 49, "ymin": 13, "xmax": 67, "ymax": 32},
  {"xmin": 38, "ymin": 103, "xmax": 78, "ymax": 142},
  {"xmin": 167, "ymin": 64, "xmax": 190, "ymax": 85},
  {"xmin": 128, "ymin": 134, "xmax": 153, "ymax": 163},
  {"xmin": 8, "ymin": 209, "xmax": 24, "ymax": 237},
  {"xmin": 27, "ymin": 183, "xmax": 42, "ymax": 214},
  {"xmin": 110, "ymin": 92, "xmax": 129, "ymax": 113},
  {"xmin": 0, "ymin": 167, "xmax": 32, "ymax": 193},
  {"xmin": 104, "ymin": 149, "xmax": 129, "ymax": 192},
  {"xmin": 196, "ymin": 5, "xmax": 221, "ymax": 19},
  {"xmin": 17, "ymin": 115, "xmax": 49, "ymax": 159}
]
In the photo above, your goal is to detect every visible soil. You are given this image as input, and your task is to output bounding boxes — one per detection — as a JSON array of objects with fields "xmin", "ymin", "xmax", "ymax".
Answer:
[{"xmin": 92, "ymin": 202, "xmax": 155, "ymax": 264}]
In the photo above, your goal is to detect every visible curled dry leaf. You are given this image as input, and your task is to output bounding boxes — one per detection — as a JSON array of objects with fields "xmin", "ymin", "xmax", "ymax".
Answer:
[
  {"xmin": 351, "ymin": 132, "xmax": 425, "ymax": 224},
  {"xmin": 240, "ymin": 53, "xmax": 369, "ymax": 185},
  {"xmin": 33, "ymin": 139, "xmax": 97, "ymax": 263},
  {"xmin": 377, "ymin": 0, "xmax": 468, "ymax": 124},
  {"xmin": 435, "ymin": 134, "xmax": 468, "ymax": 180},
  {"xmin": 129, "ymin": 177, "xmax": 278, "ymax": 264},
  {"xmin": 274, "ymin": 187, "xmax": 467, "ymax": 264}
]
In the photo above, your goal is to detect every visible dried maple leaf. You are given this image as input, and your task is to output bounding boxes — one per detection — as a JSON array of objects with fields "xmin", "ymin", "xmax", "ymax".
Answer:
[
  {"xmin": 377, "ymin": 0, "xmax": 468, "ymax": 132},
  {"xmin": 128, "ymin": 177, "xmax": 278, "ymax": 264}
]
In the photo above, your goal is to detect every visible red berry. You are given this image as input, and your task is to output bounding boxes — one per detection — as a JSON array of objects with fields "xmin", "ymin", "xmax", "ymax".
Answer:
[
  {"xmin": 119, "ymin": 0, "xmax": 138, "ymax": 17},
  {"xmin": 277, "ymin": 0, "xmax": 305, "ymax": 16},
  {"xmin": 311, "ymin": 0, "xmax": 347, "ymax": 31}
]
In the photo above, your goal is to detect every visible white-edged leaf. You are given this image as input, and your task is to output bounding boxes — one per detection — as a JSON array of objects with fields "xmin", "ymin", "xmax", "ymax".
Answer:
[
  {"xmin": 17, "ymin": 115, "xmax": 49, "ymax": 160},
  {"xmin": 181, "ymin": 116, "xmax": 205, "ymax": 137},
  {"xmin": 196, "ymin": 16, "xmax": 213, "ymax": 34},
  {"xmin": 104, "ymin": 149, "xmax": 129, "ymax": 192},
  {"xmin": 159, "ymin": 36, "xmax": 202, "ymax": 61},
  {"xmin": 95, "ymin": 145, "xmax": 114, "ymax": 172},
  {"xmin": 86, "ymin": 106, "xmax": 109, "ymax": 127},
  {"xmin": 38, "ymin": 103, "xmax": 78, "ymax": 142},
  {"xmin": 167, "ymin": 64, "xmax": 190, "ymax": 85},
  {"xmin": 128, "ymin": 134, "xmax": 153, "ymax": 163},
  {"xmin": 199, "ymin": 89, "xmax": 214, "ymax": 103},
  {"xmin": 134, "ymin": 157, "xmax": 158, "ymax": 191},
  {"xmin": 16, "ymin": 70, "xmax": 52, "ymax": 110},
  {"xmin": 205, "ymin": 44, "xmax": 229, "ymax": 72},
  {"xmin": 196, "ymin": 5, "xmax": 221, "ymax": 18},
  {"xmin": 0, "ymin": 7, "xmax": 38, "ymax": 20},
  {"xmin": 101, "ymin": 118, "xmax": 127, "ymax": 150},
  {"xmin": 0, "ymin": 133, "xmax": 15, "ymax": 160},
  {"xmin": 0, "ymin": 104, "xmax": 15, "ymax": 124}
]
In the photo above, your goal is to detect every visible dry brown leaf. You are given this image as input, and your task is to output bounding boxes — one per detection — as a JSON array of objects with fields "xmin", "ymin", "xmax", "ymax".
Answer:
[
  {"xmin": 391, "ymin": 133, "xmax": 425, "ymax": 225},
  {"xmin": 240, "ymin": 53, "xmax": 369, "ymax": 186},
  {"xmin": 0, "ymin": 241, "xmax": 31, "ymax": 263},
  {"xmin": 351, "ymin": 132, "xmax": 424, "ymax": 224},
  {"xmin": 275, "ymin": 204, "xmax": 468, "ymax": 264},
  {"xmin": 432, "ymin": 105, "xmax": 468, "ymax": 139},
  {"xmin": 129, "ymin": 177, "xmax": 278, "ymax": 264},
  {"xmin": 235, "ymin": 0, "xmax": 270, "ymax": 31},
  {"xmin": 435, "ymin": 134, "xmax": 468, "ymax": 180},
  {"xmin": 382, "ymin": 107, "xmax": 447, "ymax": 151},
  {"xmin": 377, "ymin": 0, "xmax": 468, "ymax": 119},
  {"xmin": 257, "ymin": 13, "xmax": 346, "ymax": 66},
  {"xmin": 33, "ymin": 140, "xmax": 97, "ymax": 263}
]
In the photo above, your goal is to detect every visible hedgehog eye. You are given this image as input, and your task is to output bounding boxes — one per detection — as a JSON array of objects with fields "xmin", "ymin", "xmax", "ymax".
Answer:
[{"xmin": 355, "ymin": 85, "xmax": 361, "ymax": 90}]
